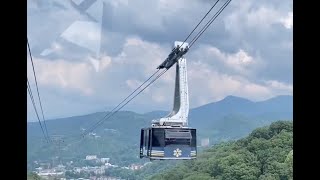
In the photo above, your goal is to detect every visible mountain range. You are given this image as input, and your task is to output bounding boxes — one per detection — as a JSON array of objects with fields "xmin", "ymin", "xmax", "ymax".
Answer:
[{"xmin": 27, "ymin": 95, "xmax": 292, "ymax": 167}]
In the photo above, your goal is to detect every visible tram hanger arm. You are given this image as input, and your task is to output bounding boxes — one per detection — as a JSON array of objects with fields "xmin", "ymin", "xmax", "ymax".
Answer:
[{"xmin": 157, "ymin": 45, "xmax": 189, "ymax": 70}]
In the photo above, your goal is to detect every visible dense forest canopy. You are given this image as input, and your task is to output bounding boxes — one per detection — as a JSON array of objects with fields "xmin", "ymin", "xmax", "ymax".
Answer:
[{"xmin": 145, "ymin": 121, "xmax": 293, "ymax": 180}]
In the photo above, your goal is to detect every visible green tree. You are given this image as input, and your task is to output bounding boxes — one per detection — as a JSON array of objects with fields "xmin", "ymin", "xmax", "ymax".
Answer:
[
  {"xmin": 284, "ymin": 150, "xmax": 293, "ymax": 180},
  {"xmin": 250, "ymin": 127, "xmax": 271, "ymax": 140},
  {"xmin": 149, "ymin": 121, "xmax": 293, "ymax": 180},
  {"xmin": 183, "ymin": 172, "xmax": 212, "ymax": 180},
  {"xmin": 258, "ymin": 173, "xmax": 280, "ymax": 180}
]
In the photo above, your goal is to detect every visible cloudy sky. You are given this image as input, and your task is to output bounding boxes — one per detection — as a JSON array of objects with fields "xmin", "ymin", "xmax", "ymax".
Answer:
[{"xmin": 27, "ymin": 0, "xmax": 293, "ymax": 121}]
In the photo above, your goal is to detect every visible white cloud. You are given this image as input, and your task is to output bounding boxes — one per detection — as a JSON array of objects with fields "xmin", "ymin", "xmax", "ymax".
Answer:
[
  {"xmin": 231, "ymin": 49, "xmax": 253, "ymax": 65},
  {"xmin": 27, "ymin": 0, "xmax": 293, "ymax": 120},
  {"xmin": 280, "ymin": 11, "xmax": 293, "ymax": 29},
  {"xmin": 246, "ymin": 6, "xmax": 280, "ymax": 29},
  {"xmin": 280, "ymin": 40, "xmax": 293, "ymax": 51},
  {"xmin": 186, "ymin": 60, "xmax": 273, "ymax": 107},
  {"xmin": 241, "ymin": 83, "xmax": 271, "ymax": 99},
  {"xmin": 87, "ymin": 55, "xmax": 112, "ymax": 72},
  {"xmin": 126, "ymin": 79, "xmax": 142, "ymax": 90},
  {"xmin": 193, "ymin": 45, "xmax": 260, "ymax": 77},
  {"xmin": 27, "ymin": 57, "xmax": 95, "ymax": 96},
  {"xmin": 225, "ymin": 0, "xmax": 293, "ymax": 37},
  {"xmin": 27, "ymin": 32, "xmax": 292, "ymax": 119},
  {"xmin": 151, "ymin": 93, "xmax": 166, "ymax": 103},
  {"xmin": 223, "ymin": 49, "xmax": 253, "ymax": 69},
  {"xmin": 265, "ymin": 80, "xmax": 293, "ymax": 93},
  {"xmin": 182, "ymin": 48, "xmax": 291, "ymax": 107},
  {"xmin": 116, "ymin": 37, "xmax": 169, "ymax": 74}
]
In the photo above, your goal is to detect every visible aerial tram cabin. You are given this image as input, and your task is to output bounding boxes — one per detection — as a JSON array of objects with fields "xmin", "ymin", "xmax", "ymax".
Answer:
[
  {"xmin": 140, "ymin": 41, "xmax": 197, "ymax": 160},
  {"xmin": 140, "ymin": 127, "xmax": 196, "ymax": 160}
]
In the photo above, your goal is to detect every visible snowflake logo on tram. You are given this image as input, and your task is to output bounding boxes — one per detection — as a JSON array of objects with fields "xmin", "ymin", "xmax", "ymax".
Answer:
[{"xmin": 173, "ymin": 148, "xmax": 182, "ymax": 157}]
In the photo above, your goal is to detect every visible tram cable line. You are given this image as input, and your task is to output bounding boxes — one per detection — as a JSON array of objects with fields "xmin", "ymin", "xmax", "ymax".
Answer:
[
  {"xmin": 27, "ymin": 78, "xmax": 50, "ymax": 142},
  {"xmin": 83, "ymin": 69, "xmax": 168, "ymax": 136},
  {"xmin": 58, "ymin": 1, "xmax": 233, "ymax": 158},
  {"xmin": 80, "ymin": 0, "xmax": 232, "ymax": 137},
  {"xmin": 189, "ymin": 0, "xmax": 232, "ymax": 48},
  {"xmin": 82, "ymin": 69, "xmax": 162, "ymax": 136},
  {"xmin": 27, "ymin": 38, "xmax": 50, "ymax": 141}
]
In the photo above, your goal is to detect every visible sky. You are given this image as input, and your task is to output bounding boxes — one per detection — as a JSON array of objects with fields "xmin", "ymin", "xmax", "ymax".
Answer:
[{"xmin": 27, "ymin": 0, "xmax": 293, "ymax": 121}]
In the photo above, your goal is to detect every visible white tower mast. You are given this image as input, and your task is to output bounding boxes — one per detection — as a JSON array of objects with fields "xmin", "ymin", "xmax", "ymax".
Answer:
[{"xmin": 152, "ymin": 41, "xmax": 189, "ymax": 128}]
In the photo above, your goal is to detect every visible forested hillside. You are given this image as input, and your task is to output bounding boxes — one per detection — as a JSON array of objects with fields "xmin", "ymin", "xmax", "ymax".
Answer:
[{"xmin": 146, "ymin": 121, "xmax": 293, "ymax": 180}]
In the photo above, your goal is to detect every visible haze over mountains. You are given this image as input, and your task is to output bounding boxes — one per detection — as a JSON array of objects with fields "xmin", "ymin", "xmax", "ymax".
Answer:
[
  {"xmin": 27, "ymin": 95, "xmax": 292, "ymax": 166},
  {"xmin": 28, "ymin": 95, "xmax": 292, "ymax": 138}
]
